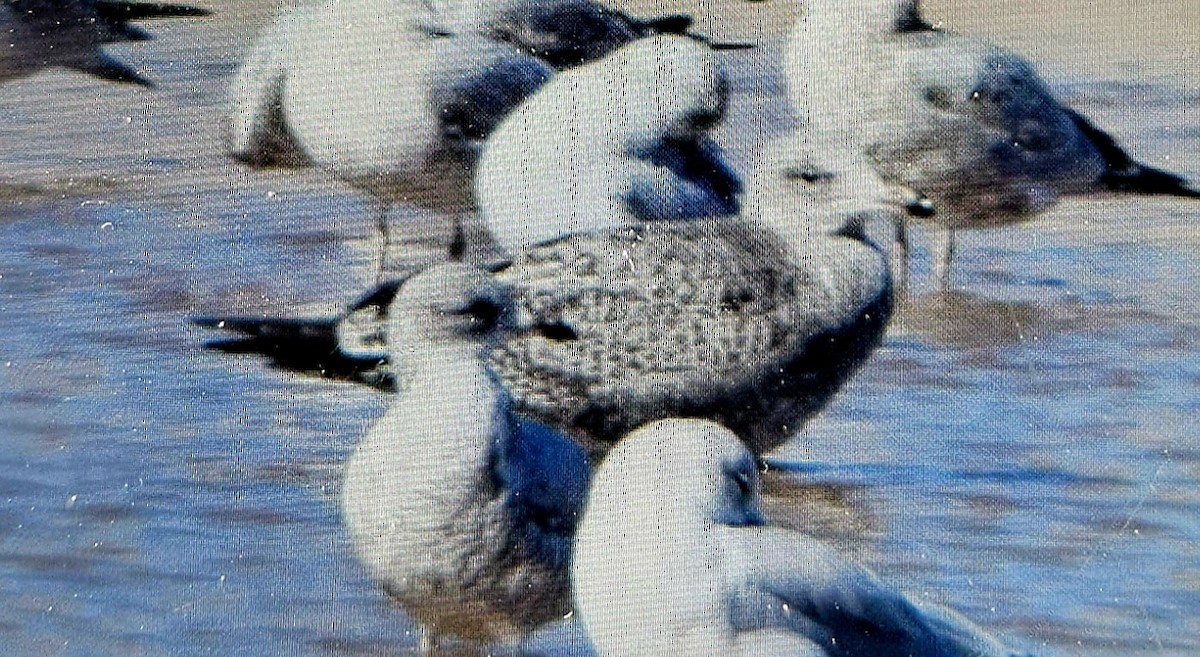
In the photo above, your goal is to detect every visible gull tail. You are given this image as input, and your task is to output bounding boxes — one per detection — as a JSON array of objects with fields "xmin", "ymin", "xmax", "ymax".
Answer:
[
  {"xmin": 1067, "ymin": 108, "xmax": 1200, "ymax": 199},
  {"xmin": 226, "ymin": 6, "xmax": 313, "ymax": 167},
  {"xmin": 1102, "ymin": 163, "xmax": 1200, "ymax": 199},
  {"xmin": 190, "ymin": 315, "xmax": 395, "ymax": 389},
  {"xmin": 94, "ymin": 1, "xmax": 213, "ymax": 21},
  {"xmin": 631, "ymin": 13, "xmax": 755, "ymax": 50},
  {"xmin": 636, "ymin": 14, "xmax": 694, "ymax": 36},
  {"xmin": 73, "ymin": 53, "xmax": 155, "ymax": 87}
]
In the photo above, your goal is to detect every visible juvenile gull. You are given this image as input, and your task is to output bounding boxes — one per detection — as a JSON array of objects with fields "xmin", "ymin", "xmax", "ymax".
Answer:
[
  {"xmin": 785, "ymin": 0, "xmax": 1200, "ymax": 287},
  {"xmin": 476, "ymin": 34, "xmax": 742, "ymax": 253},
  {"xmin": 572, "ymin": 418, "xmax": 1024, "ymax": 657},
  {"xmin": 195, "ymin": 195, "xmax": 891, "ymax": 456},
  {"xmin": 0, "ymin": 0, "xmax": 210, "ymax": 86},
  {"xmin": 340, "ymin": 263, "xmax": 590, "ymax": 656},
  {"xmin": 196, "ymin": 135, "xmax": 896, "ymax": 457}
]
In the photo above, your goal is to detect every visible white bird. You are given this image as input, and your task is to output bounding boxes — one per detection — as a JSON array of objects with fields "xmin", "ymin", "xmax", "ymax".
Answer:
[
  {"xmin": 0, "ymin": 0, "xmax": 209, "ymax": 86},
  {"xmin": 227, "ymin": 0, "xmax": 725, "ymax": 276},
  {"xmin": 340, "ymin": 263, "xmax": 590, "ymax": 656},
  {"xmin": 227, "ymin": 1, "xmax": 555, "ymax": 271},
  {"xmin": 785, "ymin": 0, "xmax": 1200, "ymax": 289},
  {"xmin": 572, "ymin": 418, "xmax": 1025, "ymax": 657},
  {"xmin": 476, "ymin": 33, "xmax": 742, "ymax": 253}
]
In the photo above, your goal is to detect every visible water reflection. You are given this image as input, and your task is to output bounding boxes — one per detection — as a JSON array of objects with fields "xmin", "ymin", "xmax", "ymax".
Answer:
[{"xmin": 893, "ymin": 290, "xmax": 1049, "ymax": 348}]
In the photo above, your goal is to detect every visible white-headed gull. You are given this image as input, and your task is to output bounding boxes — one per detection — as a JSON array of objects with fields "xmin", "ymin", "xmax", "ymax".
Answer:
[
  {"xmin": 340, "ymin": 263, "xmax": 590, "ymax": 656},
  {"xmin": 785, "ymin": 0, "xmax": 1199, "ymax": 288},
  {"xmin": 572, "ymin": 418, "xmax": 1025, "ymax": 657},
  {"xmin": 476, "ymin": 34, "xmax": 742, "ymax": 253}
]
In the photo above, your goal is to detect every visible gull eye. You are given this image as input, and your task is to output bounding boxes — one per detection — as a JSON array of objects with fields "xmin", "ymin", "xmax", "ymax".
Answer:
[
  {"xmin": 460, "ymin": 298, "xmax": 504, "ymax": 331},
  {"xmin": 784, "ymin": 167, "xmax": 834, "ymax": 183},
  {"xmin": 923, "ymin": 86, "xmax": 955, "ymax": 110},
  {"xmin": 535, "ymin": 320, "xmax": 578, "ymax": 341}
]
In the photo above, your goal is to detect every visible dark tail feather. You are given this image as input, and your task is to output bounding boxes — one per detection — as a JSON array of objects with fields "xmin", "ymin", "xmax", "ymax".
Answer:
[
  {"xmin": 637, "ymin": 14, "xmax": 694, "ymax": 36},
  {"xmin": 73, "ymin": 55, "xmax": 154, "ymax": 87},
  {"xmin": 94, "ymin": 1, "xmax": 213, "ymax": 21},
  {"xmin": 190, "ymin": 315, "xmax": 339, "ymax": 342},
  {"xmin": 191, "ymin": 315, "xmax": 394, "ymax": 389},
  {"xmin": 349, "ymin": 279, "xmax": 404, "ymax": 313},
  {"xmin": 1066, "ymin": 107, "xmax": 1200, "ymax": 199},
  {"xmin": 1102, "ymin": 163, "xmax": 1200, "ymax": 199}
]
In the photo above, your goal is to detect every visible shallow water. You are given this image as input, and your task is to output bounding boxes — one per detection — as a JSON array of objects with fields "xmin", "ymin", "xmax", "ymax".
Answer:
[{"xmin": 1, "ymin": 13, "xmax": 1199, "ymax": 657}]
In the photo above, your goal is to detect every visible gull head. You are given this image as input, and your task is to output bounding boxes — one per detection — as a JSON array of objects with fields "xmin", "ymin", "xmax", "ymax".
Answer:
[
  {"xmin": 750, "ymin": 134, "xmax": 908, "ymax": 246},
  {"xmin": 387, "ymin": 264, "xmax": 530, "ymax": 356},
  {"xmin": 603, "ymin": 35, "xmax": 727, "ymax": 143},
  {"xmin": 606, "ymin": 419, "xmax": 765, "ymax": 528}
]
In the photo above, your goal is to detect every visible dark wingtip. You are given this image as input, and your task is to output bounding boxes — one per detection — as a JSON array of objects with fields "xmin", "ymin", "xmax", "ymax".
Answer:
[
  {"xmin": 350, "ymin": 280, "xmax": 405, "ymax": 313},
  {"xmin": 894, "ymin": 0, "xmax": 937, "ymax": 33},
  {"xmin": 114, "ymin": 23, "xmax": 154, "ymax": 41},
  {"xmin": 1102, "ymin": 165, "xmax": 1200, "ymax": 200},
  {"xmin": 1063, "ymin": 106, "xmax": 1200, "ymax": 200},
  {"xmin": 95, "ymin": 1, "xmax": 213, "ymax": 20},
  {"xmin": 191, "ymin": 310, "xmax": 396, "ymax": 390},
  {"xmin": 189, "ymin": 315, "xmax": 340, "ymax": 341},
  {"xmin": 198, "ymin": 335, "xmax": 393, "ymax": 389},
  {"xmin": 638, "ymin": 14, "xmax": 694, "ymax": 36},
  {"xmin": 190, "ymin": 315, "xmax": 260, "ymax": 333},
  {"xmin": 74, "ymin": 57, "xmax": 155, "ymax": 87},
  {"xmin": 707, "ymin": 40, "xmax": 756, "ymax": 51}
]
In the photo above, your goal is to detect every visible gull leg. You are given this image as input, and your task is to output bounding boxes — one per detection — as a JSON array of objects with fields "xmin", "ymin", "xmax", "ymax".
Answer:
[
  {"xmin": 934, "ymin": 227, "xmax": 955, "ymax": 292},
  {"xmin": 417, "ymin": 627, "xmax": 438, "ymax": 657},
  {"xmin": 891, "ymin": 215, "xmax": 910, "ymax": 298},
  {"xmin": 374, "ymin": 199, "xmax": 393, "ymax": 285},
  {"xmin": 448, "ymin": 215, "xmax": 466, "ymax": 262}
]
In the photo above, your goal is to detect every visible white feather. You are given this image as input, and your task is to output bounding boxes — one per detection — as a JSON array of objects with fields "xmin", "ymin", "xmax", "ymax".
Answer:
[
  {"xmin": 476, "ymin": 34, "xmax": 740, "ymax": 253},
  {"xmin": 573, "ymin": 419, "xmax": 1018, "ymax": 657}
]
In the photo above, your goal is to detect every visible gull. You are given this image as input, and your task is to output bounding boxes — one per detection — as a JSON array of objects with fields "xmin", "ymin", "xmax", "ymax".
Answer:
[
  {"xmin": 226, "ymin": 0, "xmax": 728, "ymax": 275},
  {"xmin": 476, "ymin": 34, "xmax": 742, "ymax": 253},
  {"xmin": 193, "ymin": 180, "xmax": 892, "ymax": 457},
  {"xmin": 785, "ymin": 0, "xmax": 1200, "ymax": 288},
  {"xmin": 572, "ymin": 418, "xmax": 1026, "ymax": 657},
  {"xmin": 0, "ymin": 0, "xmax": 210, "ymax": 86},
  {"xmin": 227, "ymin": 1, "xmax": 555, "ymax": 272},
  {"xmin": 340, "ymin": 263, "xmax": 590, "ymax": 656}
]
